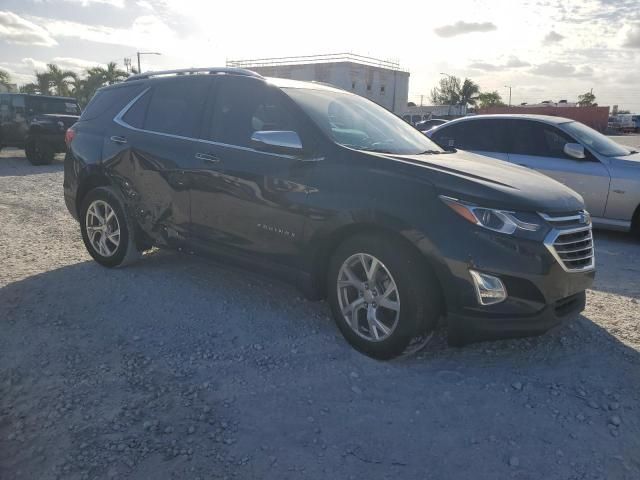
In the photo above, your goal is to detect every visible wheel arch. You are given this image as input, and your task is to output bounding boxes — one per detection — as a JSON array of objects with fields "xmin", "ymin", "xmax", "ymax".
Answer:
[
  {"xmin": 76, "ymin": 172, "xmax": 112, "ymax": 217},
  {"xmin": 306, "ymin": 222, "xmax": 445, "ymax": 310}
]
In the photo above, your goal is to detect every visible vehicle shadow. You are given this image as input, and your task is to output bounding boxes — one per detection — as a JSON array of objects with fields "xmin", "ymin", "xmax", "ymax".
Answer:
[
  {"xmin": 591, "ymin": 230, "xmax": 640, "ymax": 297},
  {"xmin": 1, "ymin": 249, "xmax": 639, "ymax": 479},
  {"xmin": 0, "ymin": 150, "xmax": 64, "ymax": 177}
]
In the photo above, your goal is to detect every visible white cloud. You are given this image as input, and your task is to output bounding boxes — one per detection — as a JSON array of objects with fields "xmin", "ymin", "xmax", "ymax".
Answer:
[
  {"xmin": 0, "ymin": 11, "xmax": 57, "ymax": 47},
  {"xmin": 530, "ymin": 61, "xmax": 593, "ymax": 77},
  {"xmin": 623, "ymin": 24, "xmax": 640, "ymax": 48},
  {"xmin": 543, "ymin": 30, "xmax": 565, "ymax": 44},
  {"xmin": 434, "ymin": 21, "xmax": 497, "ymax": 38},
  {"xmin": 63, "ymin": 0, "xmax": 125, "ymax": 7}
]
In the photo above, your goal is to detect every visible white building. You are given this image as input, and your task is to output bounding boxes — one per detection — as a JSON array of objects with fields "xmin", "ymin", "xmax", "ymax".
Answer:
[
  {"xmin": 400, "ymin": 105, "xmax": 468, "ymax": 124},
  {"xmin": 227, "ymin": 54, "xmax": 409, "ymax": 114}
]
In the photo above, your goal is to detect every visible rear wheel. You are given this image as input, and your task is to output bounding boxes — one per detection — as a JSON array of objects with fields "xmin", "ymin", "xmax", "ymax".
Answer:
[
  {"xmin": 79, "ymin": 187, "xmax": 141, "ymax": 267},
  {"xmin": 25, "ymin": 137, "xmax": 54, "ymax": 165},
  {"xmin": 327, "ymin": 233, "xmax": 442, "ymax": 359}
]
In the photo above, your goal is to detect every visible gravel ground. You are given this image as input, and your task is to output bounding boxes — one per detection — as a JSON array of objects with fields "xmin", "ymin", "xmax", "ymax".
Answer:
[{"xmin": 1, "ymin": 147, "xmax": 639, "ymax": 480}]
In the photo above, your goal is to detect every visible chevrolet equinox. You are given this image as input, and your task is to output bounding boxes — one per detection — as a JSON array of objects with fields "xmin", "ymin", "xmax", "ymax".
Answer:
[{"xmin": 64, "ymin": 68, "xmax": 595, "ymax": 359}]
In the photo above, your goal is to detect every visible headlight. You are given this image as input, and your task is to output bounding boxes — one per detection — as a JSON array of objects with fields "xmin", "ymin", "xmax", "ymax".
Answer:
[{"xmin": 439, "ymin": 195, "xmax": 541, "ymax": 234}]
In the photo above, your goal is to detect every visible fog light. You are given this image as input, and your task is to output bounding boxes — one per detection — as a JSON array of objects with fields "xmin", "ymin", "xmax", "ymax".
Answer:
[{"xmin": 469, "ymin": 270, "xmax": 507, "ymax": 306}]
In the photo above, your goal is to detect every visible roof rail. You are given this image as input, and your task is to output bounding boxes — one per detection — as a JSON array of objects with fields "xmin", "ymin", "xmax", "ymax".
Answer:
[{"xmin": 125, "ymin": 67, "xmax": 263, "ymax": 82}]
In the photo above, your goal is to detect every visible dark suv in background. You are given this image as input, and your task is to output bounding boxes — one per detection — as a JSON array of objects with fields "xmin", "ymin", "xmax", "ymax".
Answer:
[
  {"xmin": 0, "ymin": 93, "xmax": 80, "ymax": 165},
  {"xmin": 64, "ymin": 68, "xmax": 595, "ymax": 359}
]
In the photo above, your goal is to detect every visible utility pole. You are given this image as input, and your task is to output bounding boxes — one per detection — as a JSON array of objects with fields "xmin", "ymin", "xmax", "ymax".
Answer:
[
  {"xmin": 420, "ymin": 94, "xmax": 424, "ymax": 107},
  {"xmin": 136, "ymin": 51, "xmax": 162, "ymax": 73},
  {"xmin": 504, "ymin": 85, "xmax": 512, "ymax": 107}
]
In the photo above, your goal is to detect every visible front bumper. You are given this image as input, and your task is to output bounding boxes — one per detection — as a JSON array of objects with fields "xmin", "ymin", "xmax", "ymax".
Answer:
[
  {"xmin": 447, "ymin": 290, "xmax": 587, "ymax": 345},
  {"xmin": 417, "ymin": 213, "xmax": 595, "ymax": 345}
]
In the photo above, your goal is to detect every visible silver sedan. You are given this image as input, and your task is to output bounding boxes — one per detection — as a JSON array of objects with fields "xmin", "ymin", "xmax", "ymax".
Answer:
[{"xmin": 428, "ymin": 114, "xmax": 640, "ymax": 236}]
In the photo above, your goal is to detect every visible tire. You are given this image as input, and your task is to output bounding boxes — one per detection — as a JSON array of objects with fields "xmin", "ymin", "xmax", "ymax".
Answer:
[
  {"xmin": 327, "ymin": 233, "xmax": 442, "ymax": 360},
  {"xmin": 79, "ymin": 187, "xmax": 141, "ymax": 268},
  {"xmin": 25, "ymin": 137, "xmax": 54, "ymax": 165}
]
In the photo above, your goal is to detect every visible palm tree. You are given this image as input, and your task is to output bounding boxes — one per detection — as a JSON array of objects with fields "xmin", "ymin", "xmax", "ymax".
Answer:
[
  {"xmin": 45, "ymin": 64, "xmax": 77, "ymax": 96},
  {"xmin": 74, "ymin": 68, "xmax": 106, "ymax": 107},
  {"xmin": 459, "ymin": 78, "xmax": 480, "ymax": 107},
  {"xmin": 102, "ymin": 62, "xmax": 128, "ymax": 85},
  {"xmin": 35, "ymin": 72, "xmax": 51, "ymax": 95}
]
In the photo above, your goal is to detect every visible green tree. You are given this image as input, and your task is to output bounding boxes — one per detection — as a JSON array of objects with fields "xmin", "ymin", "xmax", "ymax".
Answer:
[
  {"xmin": 430, "ymin": 76, "xmax": 479, "ymax": 107},
  {"xmin": 430, "ymin": 75, "xmax": 461, "ymax": 105},
  {"xmin": 0, "ymin": 69, "xmax": 11, "ymax": 89},
  {"xmin": 45, "ymin": 64, "xmax": 77, "ymax": 96},
  {"xmin": 577, "ymin": 91, "xmax": 596, "ymax": 107},
  {"xmin": 73, "ymin": 68, "xmax": 106, "ymax": 107},
  {"xmin": 35, "ymin": 71, "xmax": 52, "ymax": 95},
  {"xmin": 101, "ymin": 62, "xmax": 128, "ymax": 85},
  {"xmin": 459, "ymin": 78, "xmax": 480, "ymax": 107},
  {"xmin": 477, "ymin": 91, "xmax": 506, "ymax": 109}
]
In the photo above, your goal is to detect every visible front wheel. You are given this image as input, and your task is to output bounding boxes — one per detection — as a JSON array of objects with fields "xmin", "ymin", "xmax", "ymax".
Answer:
[
  {"xmin": 327, "ymin": 234, "xmax": 442, "ymax": 360},
  {"xmin": 25, "ymin": 137, "xmax": 54, "ymax": 165},
  {"xmin": 79, "ymin": 187, "xmax": 141, "ymax": 267}
]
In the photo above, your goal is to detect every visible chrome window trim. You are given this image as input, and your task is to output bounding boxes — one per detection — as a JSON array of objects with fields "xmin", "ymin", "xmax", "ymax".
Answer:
[
  {"xmin": 112, "ymin": 86, "xmax": 300, "ymax": 161},
  {"xmin": 543, "ymin": 225, "xmax": 595, "ymax": 273}
]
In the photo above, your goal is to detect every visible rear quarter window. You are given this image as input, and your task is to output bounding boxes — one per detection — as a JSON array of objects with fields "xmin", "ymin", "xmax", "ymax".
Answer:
[{"xmin": 80, "ymin": 84, "xmax": 145, "ymax": 122}]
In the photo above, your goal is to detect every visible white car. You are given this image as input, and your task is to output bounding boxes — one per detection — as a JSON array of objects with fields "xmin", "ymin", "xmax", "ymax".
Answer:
[{"xmin": 428, "ymin": 114, "xmax": 640, "ymax": 236}]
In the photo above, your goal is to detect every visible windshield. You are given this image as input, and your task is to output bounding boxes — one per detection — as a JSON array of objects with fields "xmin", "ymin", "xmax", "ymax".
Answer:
[
  {"xmin": 561, "ymin": 121, "xmax": 631, "ymax": 157},
  {"xmin": 26, "ymin": 97, "xmax": 81, "ymax": 115},
  {"xmin": 283, "ymin": 88, "xmax": 444, "ymax": 155}
]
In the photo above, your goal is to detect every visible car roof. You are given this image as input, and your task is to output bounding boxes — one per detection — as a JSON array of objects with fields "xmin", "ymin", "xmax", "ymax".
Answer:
[
  {"xmin": 3, "ymin": 93, "xmax": 77, "ymax": 101},
  {"xmin": 442, "ymin": 114, "xmax": 574, "ymax": 126},
  {"xmin": 121, "ymin": 72, "xmax": 349, "ymax": 95}
]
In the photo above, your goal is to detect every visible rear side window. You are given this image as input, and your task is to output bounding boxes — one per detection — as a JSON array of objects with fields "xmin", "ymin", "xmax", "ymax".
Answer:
[
  {"xmin": 432, "ymin": 120, "xmax": 507, "ymax": 152},
  {"xmin": 142, "ymin": 77, "xmax": 212, "ymax": 137},
  {"xmin": 204, "ymin": 77, "xmax": 297, "ymax": 148},
  {"xmin": 122, "ymin": 90, "xmax": 151, "ymax": 128},
  {"xmin": 80, "ymin": 84, "xmax": 144, "ymax": 121}
]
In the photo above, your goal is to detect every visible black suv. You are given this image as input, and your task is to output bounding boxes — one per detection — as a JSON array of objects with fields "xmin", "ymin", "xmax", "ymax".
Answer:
[
  {"xmin": 64, "ymin": 68, "xmax": 595, "ymax": 359},
  {"xmin": 0, "ymin": 93, "xmax": 80, "ymax": 165}
]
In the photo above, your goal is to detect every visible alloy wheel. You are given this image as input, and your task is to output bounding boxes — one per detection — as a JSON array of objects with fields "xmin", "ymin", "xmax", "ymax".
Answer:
[
  {"xmin": 337, "ymin": 253, "xmax": 401, "ymax": 342},
  {"xmin": 85, "ymin": 200, "xmax": 121, "ymax": 257}
]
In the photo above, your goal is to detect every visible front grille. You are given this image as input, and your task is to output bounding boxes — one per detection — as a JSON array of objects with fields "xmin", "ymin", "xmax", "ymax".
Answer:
[{"xmin": 541, "ymin": 212, "xmax": 595, "ymax": 272}]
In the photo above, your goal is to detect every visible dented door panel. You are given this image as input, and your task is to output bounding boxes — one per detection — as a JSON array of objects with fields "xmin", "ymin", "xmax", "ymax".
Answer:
[{"xmin": 102, "ymin": 127, "xmax": 195, "ymax": 247}]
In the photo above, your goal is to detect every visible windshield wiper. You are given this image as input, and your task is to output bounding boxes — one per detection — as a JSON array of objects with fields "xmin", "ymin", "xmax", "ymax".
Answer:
[{"xmin": 419, "ymin": 150, "xmax": 445, "ymax": 155}]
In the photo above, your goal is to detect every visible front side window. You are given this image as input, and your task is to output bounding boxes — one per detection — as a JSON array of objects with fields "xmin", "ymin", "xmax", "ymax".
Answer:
[
  {"xmin": 284, "ymin": 88, "xmax": 443, "ymax": 155},
  {"xmin": 561, "ymin": 120, "xmax": 631, "ymax": 157},
  {"xmin": 141, "ymin": 76, "xmax": 211, "ymax": 137},
  {"xmin": 204, "ymin": 77, "xmax": 297, "ymax": 148},
  {"xmin": 510, "ymin": 121, "xmax": 575, "ymax": 158}
]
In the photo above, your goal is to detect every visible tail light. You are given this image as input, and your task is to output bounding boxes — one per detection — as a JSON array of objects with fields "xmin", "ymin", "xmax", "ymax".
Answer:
[{"xmin": 65, "ymin": 127, "xmax": 76, "ymax": 147}]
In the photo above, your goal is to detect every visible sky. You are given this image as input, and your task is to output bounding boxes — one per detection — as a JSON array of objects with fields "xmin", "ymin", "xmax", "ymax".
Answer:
[{"xmin": 1, "ymin": 0, "xmax": 639, "ymax": 111}]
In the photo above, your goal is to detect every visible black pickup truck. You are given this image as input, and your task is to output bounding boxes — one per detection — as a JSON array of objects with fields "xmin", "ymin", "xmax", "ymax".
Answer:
[{"xmin": 0, "ymin": 93, "xmax": 80, "ymax": 165}]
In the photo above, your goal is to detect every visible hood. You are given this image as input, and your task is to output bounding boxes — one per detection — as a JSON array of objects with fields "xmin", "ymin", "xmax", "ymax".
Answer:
[
  {"xmin": 609, "ymin": 150, "xmax": 640, "ymax": 165},
  {"xmin": 386, "ymin": 150, "xmax": 584, "ymax": 214}
]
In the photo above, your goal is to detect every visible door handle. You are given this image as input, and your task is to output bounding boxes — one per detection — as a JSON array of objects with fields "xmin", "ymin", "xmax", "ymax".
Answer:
[
  {"xmin": 110, "ymin": 135, "xmax": 127, "ymax": 145},
  {"xmin": 195, "ymin": 152, "xmax": 220, "ymax": 164}
]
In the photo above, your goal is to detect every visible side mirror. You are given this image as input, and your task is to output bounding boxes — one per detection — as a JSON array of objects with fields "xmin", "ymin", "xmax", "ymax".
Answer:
[
  {"xmin": 250, "ymin": 130, "xmax": 303, "ymax": 155},
  {"xmin": 564, "ymin": 142, "xmax": 585, "ymax": 159}
]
